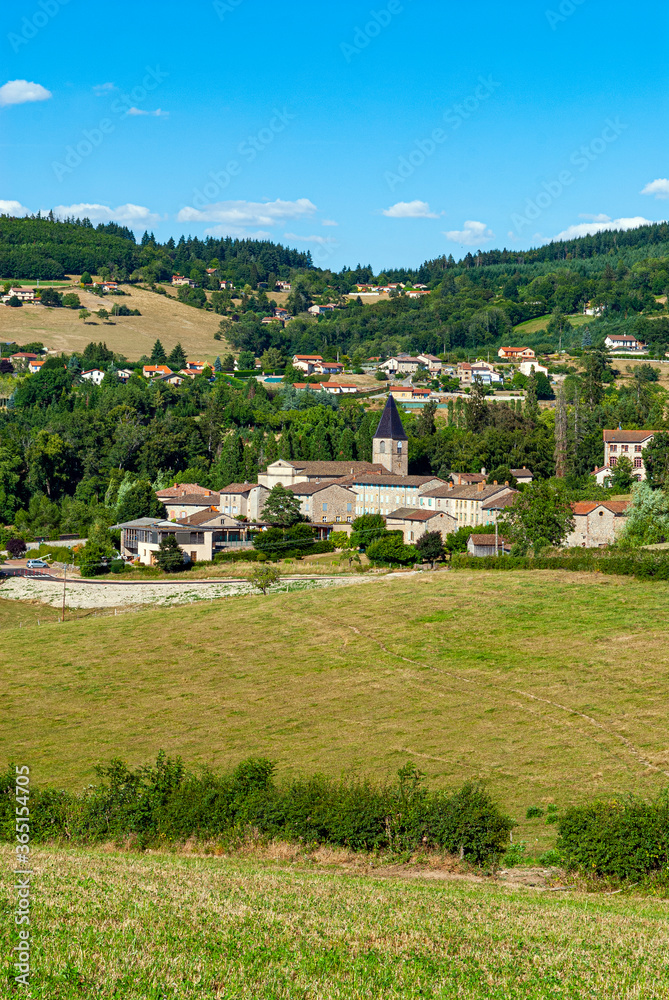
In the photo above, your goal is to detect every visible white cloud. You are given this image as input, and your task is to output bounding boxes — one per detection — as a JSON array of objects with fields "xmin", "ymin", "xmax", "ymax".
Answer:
[
  {"xmin": 0, "ymin": 80, "xmax": 52, "ymax": 107},
  {"xmin": 93, "ymin": 82, "xmax": 116, "ymax": 95},
  {"xmin": 283, "ymin": 232, "xmax": 338, "ymax": 245},
  {"xmin": 177, "ymin": 198, "xmax": 317, "ymax": 226},
  {"xmin": 383, "ymin": 200, "xmax": 440, "ymax": 219},
  {"xmin": 0, "ymin": 199, "xmax": 31, "ymax": 216},
  {"xmin": 552, "ymin": 216, "xmax": 656, "ymax": 240},
  {"xmin": 203, "ymin": 226, "xmax": 272, "ymax": 239},
  {"xmin": 52, "ymin": 202, "xmax": 162, "ymax": 225},
  {"xmin": 126, "ymin": 106, "xmax": 169, "ymax": 117},
  {"xmin": 322, "ymin": 219, "xmax": 338, "ymax": 226},
  {"xmin": 443, "ymin": 220, "xmax": 494, "ymax": 245},
  {"xmin": 641, "ymin": 178, "xmax": 669, "ymax": 200},
  {"xmin": 578, "ymin": 213, "xmax": 611, "ymax": 222}
]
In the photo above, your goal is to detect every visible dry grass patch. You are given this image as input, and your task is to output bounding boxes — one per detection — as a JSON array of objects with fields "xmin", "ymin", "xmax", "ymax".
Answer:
[{"xmin": 0, "ymin": 284, "xmax": 229, "ymax": 361}]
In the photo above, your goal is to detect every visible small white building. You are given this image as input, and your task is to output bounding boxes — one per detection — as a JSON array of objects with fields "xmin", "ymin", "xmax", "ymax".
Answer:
[
  {"xmin": 2, "ymin": 287, "xmax": 36, "ymax": 303},
  {"xmin": 81, "ymin": 368, "xmax": 105, "ymax": 385},
  {"xmin": 518, "ymin": 361, "xmax": 548, "ymax": 378},
  {"xmin": 604, "ymin": 335, "xmax": 644, "ymax": 351}
]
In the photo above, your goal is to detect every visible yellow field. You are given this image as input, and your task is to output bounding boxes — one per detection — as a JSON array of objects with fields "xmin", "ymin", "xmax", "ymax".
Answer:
[{"xmin": 0, "ymin": 284, "xmax": 229, "ymax": 362}]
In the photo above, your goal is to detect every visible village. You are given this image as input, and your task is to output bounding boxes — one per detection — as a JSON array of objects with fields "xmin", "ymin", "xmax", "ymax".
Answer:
[{"xmin": 110, "ymin": 395, "xmax": 640, "ymax": 568}]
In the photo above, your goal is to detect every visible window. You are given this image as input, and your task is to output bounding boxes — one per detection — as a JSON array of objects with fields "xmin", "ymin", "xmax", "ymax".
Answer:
[
  {"xmin": 322, "ymin": 502, "xmax": 328, "ymax": 512},
  {"xmin": 379, "ymin": 441, "xmax": 385, "ymax": 453},
  {"xmin": 610, "ymin": 456, "xmax": 617, "ymax": 466},
  {"xmin": 610, "ymin": 444, "xmax": 617, "ymax": 452},
  {"xmin": 622, "ymin": 445, "xmax": 629, "ymax": 452},
  {"xmin": 635, "ymin": 445, "xmax": 642, "ymax": 452},
  {"xmin": 634, "ymin": 458, "xmax": 642, "ymax": 468},
  {"xmin": 397, "ymin": 442, "xmax": 402, "ymax": 452},
  {"xmin": 322, "ymin": 516, "xmax": 327, "ymax": 522},
  {"xmin": 347, "ymin": 503, "xmax": 352, "ymax": 512}
]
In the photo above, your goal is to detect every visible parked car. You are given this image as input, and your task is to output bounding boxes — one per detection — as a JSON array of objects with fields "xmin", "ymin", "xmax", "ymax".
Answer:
[{"xmin": 26, "ymin": 559, "xmax": 49, "ymax": 569}]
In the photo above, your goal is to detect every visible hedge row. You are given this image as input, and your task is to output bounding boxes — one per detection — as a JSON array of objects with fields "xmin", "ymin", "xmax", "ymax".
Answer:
[
  {"xmin": 0, "ymin": 755, "xmax": 513, "ymax": 864},
  {"xmin": 558, "ymin": 793, "xmax": 669, "ymax": 880},
  {"xmin": 451, "ymin": 549, "xmax": 669, "ymax": 580}
]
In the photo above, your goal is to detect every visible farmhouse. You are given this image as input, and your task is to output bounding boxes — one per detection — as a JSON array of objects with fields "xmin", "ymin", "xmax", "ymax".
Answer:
[
  {"xmin": 565, "ymin": 500, "xmax": 631, "ymax": 547},
  {"xmin": 385, "ymin": 507, "xmax": 456, "ymax": 543},
  {"xmin": 171, "ymin": 275, "xmax": 195, "ymax": 287},
  {"xmin": 603, "ymin": 429, "xmax": 655, "ymax": 480},
  {"xmin": 2, "ymin": 287, "xmax": 36, "ymax": 303}
]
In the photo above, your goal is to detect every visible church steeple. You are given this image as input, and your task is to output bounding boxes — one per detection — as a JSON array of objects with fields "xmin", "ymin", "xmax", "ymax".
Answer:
[{"xmin": 373, "ymin": 395, "xmax": 408, "ymax": 475}]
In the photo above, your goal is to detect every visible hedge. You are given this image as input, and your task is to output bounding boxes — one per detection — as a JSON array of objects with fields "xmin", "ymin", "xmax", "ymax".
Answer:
[
  {"xmin": 0, "ymin": 755, "xmax": 513, "ymax": 864},
  {"xmin": 451, "ymin": 549, "xmax": 669, "ymax": 581},
  {"xmin": 557, "ymin": 793, "xmax": 669, "ymax": 880}
]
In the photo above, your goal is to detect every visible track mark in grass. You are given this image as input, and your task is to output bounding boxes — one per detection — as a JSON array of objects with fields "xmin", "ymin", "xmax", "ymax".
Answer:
[{"xmin": 343, "ymin": 622, "xmax": 669, "ymax": 781}]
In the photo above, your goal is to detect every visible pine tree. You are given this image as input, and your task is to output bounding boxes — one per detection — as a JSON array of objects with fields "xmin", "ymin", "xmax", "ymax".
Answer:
[
  {"xmin": 151, "ymin": 339, "xmax": 167, "ymax": 364},
  {"xmin": 214, "ymin": 356, "xmax": 223, "ymax": 372},
  {"xmin": 67, "ymin": 354, "xmax": 82, "ymax": 382},
  {"xmin": 554, "ymin": 382, "xmax": 567, "ymax": 478},
  {"xmin": 581, "ymin": 326, "xmax": 592, "ymax": 348},
  {"xmin": 310, "ymin": 422, "xmax": 332, "ymax": 460},
  {"xmin": 335, "ymin": 426, "xmax": 355, "ymax": 460},
  {"xmin": 167, "ymin": 343, "xmax": 187, "ymax": 370}
]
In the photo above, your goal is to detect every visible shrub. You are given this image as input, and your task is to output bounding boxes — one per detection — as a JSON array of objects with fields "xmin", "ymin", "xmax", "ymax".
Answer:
[
  {"xmin": 214, "ymin": 549, "xmax": 260, "ymax": 563},
  {"xmin": 6, "ymin": 537, "xmax": 26, "ymax": 558},
  {"xmin": 526, "ymin": 806, "xmax": 544, "ymax": 819},
  {"xmin": 0, "ymin": 755, "xmax": 513, "ymax": 865},
  {"xmin": 557, "ymin": 793, "xmax": 669, "ymax": 879}
]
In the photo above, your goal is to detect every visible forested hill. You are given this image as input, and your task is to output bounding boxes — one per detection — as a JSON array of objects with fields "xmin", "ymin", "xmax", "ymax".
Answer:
[
  {"xmin": 2, "ymin": 214, "xmax": 669, "ymax": 285},
  {"xmin": 0, "ymin": 215, "xmax": 313, "ymax": 283}
]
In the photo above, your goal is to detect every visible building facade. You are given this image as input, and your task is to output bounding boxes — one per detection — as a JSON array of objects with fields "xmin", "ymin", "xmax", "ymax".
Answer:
[
  {"xmin": 603, "ymin": 429, "xmax": 655, "ymax": 481},
  {"xmin": 386, "ymin": 507, "xmax": 456, "ymax": 543},
  {"xmin": 372, "ymin": 395, "xmax": 409, "ymax": 476}
]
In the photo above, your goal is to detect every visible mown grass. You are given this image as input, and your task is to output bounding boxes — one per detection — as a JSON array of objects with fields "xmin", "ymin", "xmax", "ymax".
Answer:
[
  {"xmin": 2, "ymin": 570, "xmax": 669, "ymax": 852},
  {"xmin": 1, "ymin": 845, "xmax": 667, "ymax": 998}
]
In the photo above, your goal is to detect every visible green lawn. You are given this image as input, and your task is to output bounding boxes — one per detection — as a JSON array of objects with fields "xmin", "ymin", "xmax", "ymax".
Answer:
[
  {"xmin": 2, "ymin": 570, "xmax": 669, "ymax": 852},
  {"xmin": 1, "ymin": 845, "xmax": 667, "ymax": 999}
]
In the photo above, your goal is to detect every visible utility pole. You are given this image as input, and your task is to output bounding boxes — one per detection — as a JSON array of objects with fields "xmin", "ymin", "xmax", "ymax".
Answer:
[
  {"xmin": 495, "ymin": 518, "xmax": 499, "ymax": 556},
  {"xmin": 62, "ymin": 564, "xmax": 67, "ymax": 622}
]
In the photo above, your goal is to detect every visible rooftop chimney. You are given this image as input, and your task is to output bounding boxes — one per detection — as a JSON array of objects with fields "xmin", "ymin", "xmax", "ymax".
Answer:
[{"xmin": 477, "ymin": 481, "xmax": 485, "ymax": 492}]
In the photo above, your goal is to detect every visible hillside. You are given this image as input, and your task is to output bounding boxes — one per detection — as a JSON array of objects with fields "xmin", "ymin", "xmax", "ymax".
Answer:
[
  {"xmin": 2, "ymin": 844, "xmax": 666, "ymax": 999},
  {"xmin": 3, "ymin": 570, "xmax": 668, "ymax": 851},
  {"xmin": 0, "ymin": 283, "xmax": 229, "ymax": 361}
]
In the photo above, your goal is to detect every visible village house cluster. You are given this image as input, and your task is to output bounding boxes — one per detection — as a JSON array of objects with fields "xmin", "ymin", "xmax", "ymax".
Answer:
[{"xmin": 112, "ymin": 395, "xmax": 637, "ymax": 568}]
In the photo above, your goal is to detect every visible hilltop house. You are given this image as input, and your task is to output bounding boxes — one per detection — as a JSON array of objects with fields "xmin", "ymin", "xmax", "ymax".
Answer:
[
  {"xmin": 292, "ymin": 354, "xmax": 324, "ymax": 373},
  {"xmin": 604, "ymin": 335, "xmax": 645, "ymax": 351},
  {"xmin": 519, "ymin": 361, "xmax": 548, "ymax": 377},
  {"xmin": 80, "ymin": 368, "xmax": 105, "ymax": 385}
]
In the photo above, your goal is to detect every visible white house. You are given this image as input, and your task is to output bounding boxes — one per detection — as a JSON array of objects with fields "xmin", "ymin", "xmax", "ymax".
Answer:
[
  {"xmin": 80, "ymin": 368, "xmax": 105, "ymax": 385},
  {"xmin": 519, "ymin": 361, "xmax": 549, "ymax": 377},
  {"xmin": 417, "ymin": 353, "xmax": 443, "ymax": 372},
  {"xmin": 171, "ymin": 275, "xmax": 195, "ymax": 287},
  {"xmin": 292, "ymin": 354, "xmax": 324, "ymax": 373},
  {"xmin": 604, "ymin": 335, "xmax": 644, "ymax": 351},
  {"xmin": 379, "ymin": 355, "xmax": 422, "ymax": 374},
  {"xmin": 2, "ymin": 287, "xmax": 36, "ymax": 303}
]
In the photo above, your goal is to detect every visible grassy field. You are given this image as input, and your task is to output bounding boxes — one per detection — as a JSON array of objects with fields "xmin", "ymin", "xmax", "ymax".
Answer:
[
  {"xmin": 1, "ymin": 845, "xmax": 667, "ymax": 998},
  {"xmin": 512, "ymin": 314, "xmax": 591, "ymax": 335},
  {"xmin": 0, "ymin": 283, "xmax": 229, "ymax": 361},
  {"xmin": 2, "ymin": 570, "xmax": 669, "ymax": 853}
]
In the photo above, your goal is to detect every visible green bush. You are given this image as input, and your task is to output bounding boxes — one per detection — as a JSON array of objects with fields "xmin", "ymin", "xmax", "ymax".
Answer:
[
  {"xmin": 526, "ymin": 806, "xmax": 544, "ymax": 818},
  {"xmin": 0, "ymin": 756, "xmax": 513, "ymax": 865},
  {"xmin": 214, "ymin": 549, "xmax": 261, "ymax": 563},
  {"xmin": 557, "ymin": 793, "xmax": 669, "ymax": 879},
  {"xmin": 450, "ymin": 549, "xmax": 669, "ymax": 582}
]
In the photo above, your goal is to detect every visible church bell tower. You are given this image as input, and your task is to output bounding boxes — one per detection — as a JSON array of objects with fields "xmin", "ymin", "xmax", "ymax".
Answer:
[{"xmin": 372, "ymin": 395, "xmax": 408, "ymax": 476}]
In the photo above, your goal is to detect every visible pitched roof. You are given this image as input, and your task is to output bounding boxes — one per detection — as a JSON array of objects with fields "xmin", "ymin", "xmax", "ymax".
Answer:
[
  {"xmin": 289, "ymin": 460, "xmax": 383, "ymax": 476},
  {"xmin": 469, "ymin": 534, "xmax": 510, "ymax": 546},
  {"xmin": 424, "ymin": 484, "xmax": 515, "ymax": 501},
  {"xmin": 219, "ymin": 482, "xmax": 257, "ymax": 495},
  {"xmin": 351, "ymin": 474, "xmax": 444, "ymax": 487},
  {"xmin": 156, "ymin": 483, "xmax": 214, "ymax": 498},
  {"xmin": 571, "ymin": 501, "xmax": 631, "ymax": 515},
  {"xmin": 373, "ymin": 395, "xmax": 408, "ymax": 441},
  {"xmin": 286, "ymin": 480, "xmax": 355, "ymax": 496},
  {"xmin": 386, "ymin": 507, "xmax": 449, "ymax": 521},
  {"xmin": 481, "ymin": 493, "xmax": 518, "ymax": 510},
  {"xmin": 164, "ymin": 494, "xmax": 219, "ymax": 507},
  {"xmin": 603, "ymin": 429, "xmax": 655, "ymax": 442},
  {"xmin": 510, "ymin": 468, "xmax": 533, "ymax": 476}
]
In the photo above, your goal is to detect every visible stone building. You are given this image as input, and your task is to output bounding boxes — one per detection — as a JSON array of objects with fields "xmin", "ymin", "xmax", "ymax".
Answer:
[
  {"xmin": 564, "ymin": 501, "xmax": 630, "ymax": 547},
  {"xmin": 385, "ymin": 507, "xmax": 456, "ymax": 543},
  {"xmin": 372, "ymin": 395, "xmax": 408, "ymax": 476}
]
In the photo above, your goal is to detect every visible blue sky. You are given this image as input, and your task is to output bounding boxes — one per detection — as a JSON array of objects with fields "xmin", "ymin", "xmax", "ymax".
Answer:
[{"xmin": 2, "ymin": 0, "xmax": 668, "ymax": 270}]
